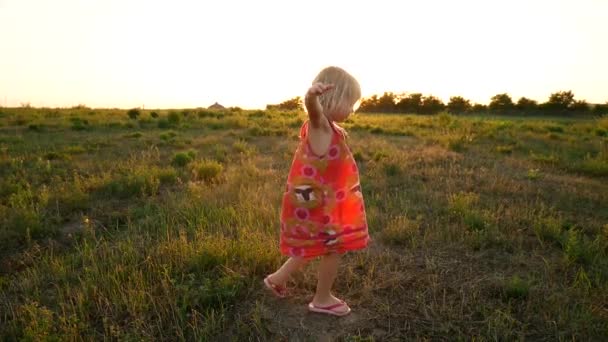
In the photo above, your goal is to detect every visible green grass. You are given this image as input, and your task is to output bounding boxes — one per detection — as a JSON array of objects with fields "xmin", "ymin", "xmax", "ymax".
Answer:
[{"xmin": 0, "ymin": 108, "xmax": 607, "ymax": 340}]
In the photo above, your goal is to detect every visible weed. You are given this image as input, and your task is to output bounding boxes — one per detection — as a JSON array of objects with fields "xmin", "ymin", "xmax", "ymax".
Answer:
[
  {"xmin": 502, "ymin": 275, "xmax": 530, "ymax": 300},
  {"xmin": 190, "ymin": 160, "xmax": 223, "ymax": 183},
  {"xmin": 168, "ymin": 111, "xmax": 181, "ymax": 126},
  {"xmin": 172, "ymin": 151, "xmax": 196, "ymax": 167},
  {"xmin": 381, "ymin": 215, "xmax": 420, "ymax": 247}
]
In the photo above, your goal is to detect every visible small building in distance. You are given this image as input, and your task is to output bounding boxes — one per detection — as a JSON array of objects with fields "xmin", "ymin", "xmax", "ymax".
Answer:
[{"xmin": 208, "ymin": 102, "xmax": 225, "ymax": 110}]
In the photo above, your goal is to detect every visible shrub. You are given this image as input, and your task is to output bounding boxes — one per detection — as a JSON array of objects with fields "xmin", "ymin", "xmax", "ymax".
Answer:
[
  {"xmin": 127, "ymin": 108, "xmax": 140, "ymax": 120},
  {"xmin": 1, "ymin": 184, "xmax": 51, "ymax": 248},
  {"xmin": 98, "ymin": 172, "xmax": 160, "ymax": 199},
  {"xmin": 198, "ymin": 110, "xmax": 216, "ymax": 118},
  {"xmin": 437, "ymin": 112, "xmax": 454, "ymax": 127},
  {"xmin": 158, "ymin": 119, "xmax": 171, "ymax": 129},
  {"xmin": 526, "ymin": 168, "xmax": 542, "ymax": 180},
  {"xmin": 383, "ymin": 162, "xmax": 401, "ymax": 177},
  {"xmin": 47, "ymin": 180, "xmax": 90, "ymax": 218},
  {"xmin": 158, "ymin": 167, "xmax": 178, "ymax": 185},
  {"xmin": 545, "ymin": 125, "xmax": 564, "ymax": 133},
  {"xmin": 564, "ymin": 230, "xmax": 606, "ymax": 266},
  {"xmin": 159, "ymin": 131, "xmax": 178, "ymax": 141},
  {"xmin": 16, "ymin": 300, "xmax": 60, "ymax": 341},
  {"xmin": 370, "ymin": 127, "xmax": 384, "ymax": 134},
  {"xmin": 448, "ymin": 192, "xmax": 488, "ymax": 231},
  {"xmin": 44, "ymin": 151, "xmax": 65, "ymax": 160},
  {"xmin": 232, "ymin": 140, "xmax": 255, "ymax": 156},
  {"xmin": 28, "ymin": 123, "xmax": 44, "ymax": 131},
  {"xmin": 191, "ymin": 160, "xmax": 223, "ymax": 183},
  {"xmin": 168, "ymin": 111, "xmax": 181, "ymax": 125},
  {"xmin": 575, "ymin": 158, "xmax": 608, "ymax": 177},
  {"xmin": 70, "ymin": 119, "xmax": 89, "ymax": 131},
  {"xmin": 502, "ymin": 275, "xmax": 530, "ymax": 300},
  {"xmin": 533, "ymin": 216, "xmax": 564, "ymax": 247},
  {"xmin": 172, "ymin": 150, "xmax": 196, "ymax": 167}
]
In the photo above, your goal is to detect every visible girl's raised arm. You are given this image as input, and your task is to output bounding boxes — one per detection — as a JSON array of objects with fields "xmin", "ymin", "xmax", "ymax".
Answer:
[{"xmin": 304, "ymin": 82, "xmax": 334, "ymax": 128}]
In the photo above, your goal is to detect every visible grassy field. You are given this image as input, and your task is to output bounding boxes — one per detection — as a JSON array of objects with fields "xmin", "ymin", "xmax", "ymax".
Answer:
[{"xmin": 0, "ymin": 106, "xmax": 607, "ymax": 340}]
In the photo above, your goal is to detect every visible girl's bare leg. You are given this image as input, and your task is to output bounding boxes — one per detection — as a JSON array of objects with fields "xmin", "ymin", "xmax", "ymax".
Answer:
[
  {"xmin": 312, "ymin": 253, "xmax": 349, "ymax": 313},
  {"xmin": 267, "ymin": 257, "xmax": 309, "ymax": 286}
]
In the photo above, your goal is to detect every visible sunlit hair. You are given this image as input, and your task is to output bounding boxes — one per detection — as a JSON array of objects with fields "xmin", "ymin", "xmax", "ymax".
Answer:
[{"xmin": 312, "ymin": 66, "xmax": 361, "ymax": 115}]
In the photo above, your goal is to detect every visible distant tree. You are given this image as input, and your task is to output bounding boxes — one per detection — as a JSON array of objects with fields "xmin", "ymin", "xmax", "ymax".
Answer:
[
  {"xmin": 358, "ymin": 95, "xmax": 379, "ymax": 113},
  {"xmin": 376, "ymin": 92, "xmax": 398, "ymax": 113},
  {"xmin": 549, "ymin": 90, "xmax": 575, "ymax": 108},
  {"xmin": 358, "ymin": 92, "xmax": 398, "ymax": 113},
  {"xmin": 420, "ymin": 95, "xmax": 445, "ymax": 115},
  {"xmin": 267, "ymin": 96, "xmax": 303, "ymax": 111},
  {"xmin": 570, "ymin": 99, "xmax": 590, "ymax": 114},
  {"xmin": 447, "ymin": 96, "xmax": 472, "ymax": 114},
  {"xmin": 471, "ymin": 103, "xmax": 488, "ymax": 114},
  {"xmin": 127, "ymin": 108, "xmax": 140, "ymax": 120},
  {"xmin": 542, "ymin": 90, "xmax": 575, "ymax": 114},
  {"xmin": 592, "ymin": 102, "xmax": 608, "ymax": 116},
  {"xmin": 396, "ymin": 93, "xmax": 423, "ymax": 114},
  {"xmin": 489, "ymin": 93, "xmax": 515, "ymax": 114},
  {"xmin": 516, "ymin": 97, "xmax": 538, "ymax": 114}
]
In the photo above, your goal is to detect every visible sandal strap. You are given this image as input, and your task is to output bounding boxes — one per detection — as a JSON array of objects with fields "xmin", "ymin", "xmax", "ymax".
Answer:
[{"xmin": 312, "ymin": 300, "xmax": 345, "ymax": 310}]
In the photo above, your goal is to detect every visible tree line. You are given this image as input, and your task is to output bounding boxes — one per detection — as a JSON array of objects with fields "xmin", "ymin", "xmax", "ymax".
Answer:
[{"xmin": 356, "ymin": 91, "xmax": 608, "ymax": 116}]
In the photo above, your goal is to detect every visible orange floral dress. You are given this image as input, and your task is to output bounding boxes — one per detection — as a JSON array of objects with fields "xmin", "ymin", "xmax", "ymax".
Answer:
[{"xmin": 280, "ymin": 120, "xmax": 370, "ymax": 260}]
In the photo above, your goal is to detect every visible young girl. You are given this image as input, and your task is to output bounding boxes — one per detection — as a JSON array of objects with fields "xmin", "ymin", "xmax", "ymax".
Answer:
[{"xmin": 264, "ymin": 66, "xmax": 370, "ymax": 317}]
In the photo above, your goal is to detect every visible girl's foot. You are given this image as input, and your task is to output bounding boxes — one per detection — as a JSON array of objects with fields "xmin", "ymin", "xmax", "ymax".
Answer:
[
  {"xmin": 309, "ymin": 294, "xmax": 350, "ymax": 316},
  {"xmin": 263, "ymin": 275, "xmax": 288, "ymax": 298}
]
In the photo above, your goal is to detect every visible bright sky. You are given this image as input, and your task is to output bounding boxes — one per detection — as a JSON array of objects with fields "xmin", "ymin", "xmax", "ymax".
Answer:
[{"xmin": 1, "ymin": 0, "xmax": 607, "ymax": 109}]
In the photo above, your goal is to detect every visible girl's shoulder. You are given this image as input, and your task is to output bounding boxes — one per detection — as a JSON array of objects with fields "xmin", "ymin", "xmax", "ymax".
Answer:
[
  {"xmin": 330, "ymin": 122, "xmax": 349, "ymax": 140},
  {"xmin": 298, "ymin": 120, "xmax": 309, "ymax": 139},
  {"xmin": 299, "ymin": 119, "xmax": 348, "ymax": 141}
]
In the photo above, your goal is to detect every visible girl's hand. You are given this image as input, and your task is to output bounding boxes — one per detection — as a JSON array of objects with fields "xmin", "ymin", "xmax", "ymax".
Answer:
[
  {"xmin": 305, "ymin": 82, "xmax": 333, "ymax": 128},
  {"xmin": 306, "ymin": 82, "xmax": 334, "ymax": 98}
]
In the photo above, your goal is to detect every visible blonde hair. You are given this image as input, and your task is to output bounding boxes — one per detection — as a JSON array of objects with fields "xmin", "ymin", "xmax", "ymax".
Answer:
[{"xmin": 312, "ymin": 66, "xmax": 361, "ymax": 115}]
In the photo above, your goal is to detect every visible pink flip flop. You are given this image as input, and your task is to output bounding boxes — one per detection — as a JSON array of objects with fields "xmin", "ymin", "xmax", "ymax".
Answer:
[
  {"xmin": 263, "ymin": 276, "xmax": 288, "ymax": 298},
  {"xmin": 308, "ymin": 300, "xmax": 351, "ymax": 316}
]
